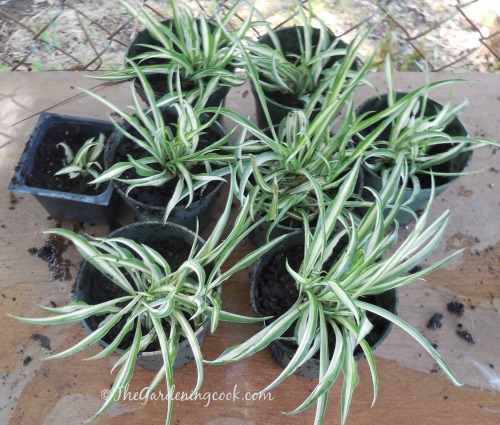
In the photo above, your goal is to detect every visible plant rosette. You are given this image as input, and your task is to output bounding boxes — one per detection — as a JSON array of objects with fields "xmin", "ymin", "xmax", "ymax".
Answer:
[
  {"xmin": 208, "ymin": 158, "xmax": 462, "ymax": 425},
  {"xmin": 233, "ymin": 122, "xmax": 363, "ymax": 245},
  {"xmin": 8, "ymin": 112, "xmax": 117, "ymax": 224},
  {"xmin": 249, "ymin": 24, "xmax": 358, "ymax": 127},
  {"xmin": 84, "ymin": 63, "xmax": 238, "ymax": 229},
  {"xmin": 10, "ymin": 181, "xmax": 288, "ymax": 425},
  {"xmin": 249, "ymin": 230, "xmax": 397, "ymax": 378},
  {"xmin": 124, "ymin": 18, "xmax": 233, "ymax": 108},
  {"xmin": 249, "ymin": 165, "xmax": 364, "ymax": 246},
  {"xmin": 355, "ymin": 56, "xmax": 499, "ymax": 223},
  {"xmin": 209, "ymin": 86, "xmax": 373, "ymax": 244},
  {"xmin": 95, "ymin": 0, "xmax": 251, "ymax": 109},
  {"xmin": 102, "ymin": 107, "xmax": 227, "ymax": 229},
  {"xmin": 236, "ymin": 131, "xmax": 365, "ymax": 245},
  {"xmin": 75, "ymin": 221, "xmax": 218, "ymax": 371},
  {"xmin": 356, "ymin": 92, "xmax": 472, "ymax": 223}
]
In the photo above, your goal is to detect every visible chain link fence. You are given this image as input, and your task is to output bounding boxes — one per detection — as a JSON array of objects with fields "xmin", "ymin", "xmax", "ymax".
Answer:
[{"xmin": 0, "ymin": 0, "xmax": 498, "ymax": 72}]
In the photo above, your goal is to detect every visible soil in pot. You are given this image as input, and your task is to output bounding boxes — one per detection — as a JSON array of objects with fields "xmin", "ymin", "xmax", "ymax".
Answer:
[
  {"xmin": 252, "ymin": 242, "xmax": 392, "ymax": 360},
  {"xmin": 25, "ymin": 125, "xmax": 106, "ymax": 196}
]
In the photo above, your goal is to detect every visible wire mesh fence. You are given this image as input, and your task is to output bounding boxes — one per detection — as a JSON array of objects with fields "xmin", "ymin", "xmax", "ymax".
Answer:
[{"xmin": 0, "ymin": 0, "xmax": 498, "ymax": 73}]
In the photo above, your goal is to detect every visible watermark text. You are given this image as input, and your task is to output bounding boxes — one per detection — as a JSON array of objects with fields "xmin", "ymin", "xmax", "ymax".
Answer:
[{"xmin": 101, "ymin": 384, "xmax": 274, "ymax": 407}]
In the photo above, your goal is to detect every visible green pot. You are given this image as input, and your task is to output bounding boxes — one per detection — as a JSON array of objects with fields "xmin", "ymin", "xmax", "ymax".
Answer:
[
  {"xmin": 250, "ymin": 231, "xmax": 397, "ymax": 378},
  {"xmin": 252, "ymin": 25, "xmax": 358, "ymax": 127},
  {"xmin": 357, "ymin": 93, "xmax": 473, "ymax": 223},
  {"xmin": 75, "ymin": 221, "xmax": 221, "ymax": 371}
]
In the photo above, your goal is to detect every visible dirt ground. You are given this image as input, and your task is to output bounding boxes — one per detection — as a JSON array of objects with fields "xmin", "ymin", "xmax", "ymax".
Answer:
[{"xmin": 0, "ymin": 0, "xmax": 499, "ymax": 72}]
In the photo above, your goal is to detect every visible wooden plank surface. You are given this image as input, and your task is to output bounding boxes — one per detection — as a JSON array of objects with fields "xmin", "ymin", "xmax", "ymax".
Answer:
[{"xmin": 0, "ymin": 72, "xmax": 499, "ymax": 425}]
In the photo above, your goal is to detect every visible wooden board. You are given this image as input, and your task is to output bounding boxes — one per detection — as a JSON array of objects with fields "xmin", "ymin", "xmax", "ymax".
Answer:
[{"xmin": 0, "ymin": 72, "xmax": 499, "ymax": 425}]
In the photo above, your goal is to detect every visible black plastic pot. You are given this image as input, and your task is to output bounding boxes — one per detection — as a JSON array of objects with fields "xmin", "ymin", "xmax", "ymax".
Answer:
[
  {"xmin": 126, "ymin": 19, "xmax": 232, "ymax": 108},
  {"xmin": 250, "ymin": 231, "xmax": 397, "ymax": 378},
  {"xmin": 104, "ymin": 109, "xmax": 225, "ymax": 230},
  {"xmin": 8, "ymin": 112, "xmax": 117, "ymax": 224},
  {"xmin": 252, "ymin": 26, "xmax": 358, "ymax": 127},
  {"xmin": 356, "ymin": 93, "xmax": 472, "ymax": 223},
  {"xmin": 76, "ymin": 221, "xmax": 220, "ymax": 370}
]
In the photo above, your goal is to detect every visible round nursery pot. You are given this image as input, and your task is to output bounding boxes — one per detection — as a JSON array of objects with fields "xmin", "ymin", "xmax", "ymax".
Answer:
[
  {"xmin": 252, "ymin": 25, "xmax": 358, "ymax": 127},
  {"xmin": 126, "ymin": 19, "xmax": 232, "ymax": 107},
  {"xmin": 250, "ymin": 164, "xmax": 365, "ymax": 246},
  {"xmin": 250, "ymin": 231, "xmax": 397, "ymax": 378},
  {"xmin": 356, "ymin": 93, "xmax": 472, "ymax": 223},
  {"xmin": 75, "ymin": 221, "xmax": 220, "ymax": 370},
  {"xmin": 104, "ymin": 108, "xmax": 225, "ymax": 230}
]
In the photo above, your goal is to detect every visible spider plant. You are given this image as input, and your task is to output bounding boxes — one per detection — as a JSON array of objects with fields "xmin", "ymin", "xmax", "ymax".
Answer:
[
  {"xmin": 356, "ymin": 56, "xmax": 498, "ymax": 187},
  {"xmin": 204, "ymin": 28, "xmax": 376, "ymax": 239},
  {"xmin": 84, "ymin": 61, "xmax": 237, "ymax": 223},
  {"xmin": 208, "ymin": 156, "xmax": 462, "ymax": 425},
  {"xmin": 248, "ymin": 10, "xmax": 350, "ymax": 99},
  {"xmin": 230, "ymin": 107, "xmax": 366, "ymax": 240},
  {"xmin": 55, "ymin": 133, "xmax": 105, "ymax": 184},
  {"xmin": 243, "ymin": 0, "xmax": 367, "ymax": 125},
  {"xmin": 9, "ymin": 175, "xmax": 287, "ymax": 425},
  {"xmin": 94, "ymin": 0, "xmax": 252, "ymax": 106}
]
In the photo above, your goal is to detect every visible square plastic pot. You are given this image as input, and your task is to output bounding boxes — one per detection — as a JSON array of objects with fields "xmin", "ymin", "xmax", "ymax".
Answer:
[{"xmin": 8, "ymin": 112, "xmax": 117, "ymax": 224}]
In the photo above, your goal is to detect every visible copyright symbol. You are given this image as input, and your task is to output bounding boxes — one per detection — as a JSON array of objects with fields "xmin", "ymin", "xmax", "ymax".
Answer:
[{"xmin": 101, "ymin": 389, "xmax": 110, "ymax": 400}]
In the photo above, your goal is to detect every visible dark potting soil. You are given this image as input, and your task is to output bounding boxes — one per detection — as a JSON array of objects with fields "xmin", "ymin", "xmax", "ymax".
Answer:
[
  {"xmin": 113, "ymin": 128, "xmax": 222, "ymax": 209},
  {"xmin": 457, "ymin": 328, "xmax": 475, "ymax": 344},
  {"xmin": 81, "ymin": 236, "xmax": 202, "ymax": 352},
  {"xmin": 426, "ymin": 313, "xmax": 443, "ymax": 329},
  {"xmin": 265, "ymin": 89, "xmax": 305, "ymax": 110},
  {"xmin": 25, "ymin": 126, "xmax": 106, "ymax": 196},
  {"xmin": 31, "ymin": 333, "xmax": 52, "ymax": 351},
  {"xmin": 37, "ymin": 233, "xmax": 72, "ymax": 281},
  {"xmin": 447, "ymin": 301, "xmax": 465, "ymax": 316},
  {"xmin": 253, "ymin": 242, "xmax": 391, "ymax": 358},
  {"xmin": 135, "ymin": 73, "xmax": 197, "ymax": 101},
  {"xmin": 253, "ymin": 245, "xmax": 303, "ymax": 318}
]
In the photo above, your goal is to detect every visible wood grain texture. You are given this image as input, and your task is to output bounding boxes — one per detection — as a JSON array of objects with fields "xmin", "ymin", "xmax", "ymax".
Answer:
[{"xmin": 1, "ymin": 72, "xmax": 499, "ymax": 425}]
